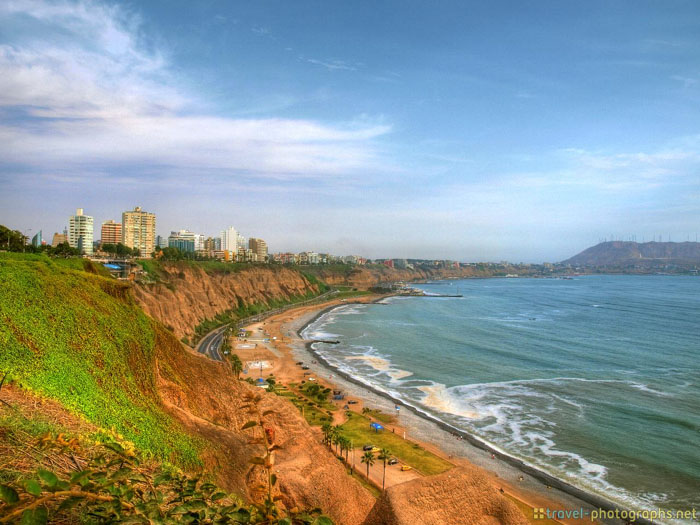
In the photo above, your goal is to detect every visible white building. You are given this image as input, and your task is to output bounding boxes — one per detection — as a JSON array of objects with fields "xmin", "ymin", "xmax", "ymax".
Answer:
[
  {"xmin": 221, "ymin": 226, "xmax": 238, "ymax": 255},
  {"xmin": 68, "ymin": 208, "xmax": 94, "ymax": 255},
  {"xmin": 236, "ymin": 233, "xmax": 247, "ymax": 251},
  {"xmin": 194, "ymin": 234, "xmax": 205, "ymax": 252}
]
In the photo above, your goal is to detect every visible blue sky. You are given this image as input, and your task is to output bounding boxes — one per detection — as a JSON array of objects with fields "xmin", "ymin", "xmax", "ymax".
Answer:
[{"xmin": 1, "ymin": 0, "xmax": 699, "ymax": 261}]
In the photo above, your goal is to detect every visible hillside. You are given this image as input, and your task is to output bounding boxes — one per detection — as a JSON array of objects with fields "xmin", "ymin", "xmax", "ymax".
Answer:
[
  {"xmin": 562, "ymin": 241, "xmax": 700, "ymax": 269},
  {"xmin": 130, "ymin": 262, "xmax": 514, "ymax": 343},
  {"xmin": 132, "ymin": 262, "xmax": 323, "ymax": 342},
  {"xmin": 0, "ymin": 254, "xmax": 374, "ymax": 523},
  {"xmin": 299, "ymin": 263, "xmax": 521, "ymax": 288}
]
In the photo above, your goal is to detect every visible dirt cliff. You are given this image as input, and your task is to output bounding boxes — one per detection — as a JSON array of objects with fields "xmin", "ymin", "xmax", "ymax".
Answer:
[
  {"xmin": 132, "ymin": 264, "xmax": 319, "ymax": 339},
  {"xmin": 310, "ymin": 265, "xmax": 501, "ymax": 288},
  {"xmin": 153, "ymin": 323, "xmax": 375, "ymax": 524},
  {"xmin": 363, "ymin": 466, "xmax": 529, "ymax": 525}
]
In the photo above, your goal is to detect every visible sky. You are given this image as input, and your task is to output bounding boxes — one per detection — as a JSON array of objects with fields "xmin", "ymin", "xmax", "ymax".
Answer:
[{"xmin": 1, "ymin": 0, "xmax": 699, "ymax": 262}]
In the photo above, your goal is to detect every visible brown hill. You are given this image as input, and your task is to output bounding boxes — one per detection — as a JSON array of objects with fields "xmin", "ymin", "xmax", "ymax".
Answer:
[
  {"xmin": 363, "ymin": 466, "xmax": 528, "ymax": 525},
  {"xmin": 153, "ymin": 323, "xmax": 375, "ymax": 524},
  {"xmin": 132, "ymin": 264, "xmax": 319, "ymax": 340},
  {"xmin": 562, "ymin": 241, "xmax": 700, "ymax": 268}
]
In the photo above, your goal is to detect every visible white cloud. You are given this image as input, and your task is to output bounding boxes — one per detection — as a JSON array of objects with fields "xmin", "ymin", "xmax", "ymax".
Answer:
[{"xmin": 0, "ymin": 0, "xmax": 391, "ymax": 182}]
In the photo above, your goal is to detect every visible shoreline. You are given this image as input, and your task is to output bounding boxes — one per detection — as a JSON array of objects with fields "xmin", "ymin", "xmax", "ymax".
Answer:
[{"xmin": 288, "ymin": 298, "xmax": 654, "ymax": 525}]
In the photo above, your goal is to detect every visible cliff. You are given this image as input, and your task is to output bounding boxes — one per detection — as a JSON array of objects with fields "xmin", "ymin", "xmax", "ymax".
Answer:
[
  {"xmin": 132, "ymin": 263, "xmax": 320, "ymax": 340},
  {"xmin": 153, "ymin": 323, "xmax": 375, "ymax": 523},
  {"xmin": 562, "ymin": 241, "xmax": 700, "ymax": 268},
  {"xmin": 307, "ymin": 264, "xmax": 509, "ymax": 289},
  {"xmin": 0, "ymin": 254, "xmax": 373, "ymax": 524},
  {"xmin": 363, "ymin": 467, "xmax": 528, "ymax": 525}
]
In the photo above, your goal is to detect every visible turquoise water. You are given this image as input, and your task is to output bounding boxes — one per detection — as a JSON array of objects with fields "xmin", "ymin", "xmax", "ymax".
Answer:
[{"xmin": 304, "ymin": 276, "xmax": 700, "ymax": 513}]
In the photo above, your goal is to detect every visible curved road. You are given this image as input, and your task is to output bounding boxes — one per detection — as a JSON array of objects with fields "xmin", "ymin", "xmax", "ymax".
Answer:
[{"xmin": 195, "ymin": 290, "xmax": 338, "ymax": 362}]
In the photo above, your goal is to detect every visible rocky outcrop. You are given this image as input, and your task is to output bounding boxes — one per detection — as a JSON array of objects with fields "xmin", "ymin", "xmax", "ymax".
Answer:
[
  {"xmin": 363, "ymin": 467, "xmax": 528, "ymax": 525},
  {"xmin": 132, "ymin": 265, "xmax": 318, "ymax": 339}
]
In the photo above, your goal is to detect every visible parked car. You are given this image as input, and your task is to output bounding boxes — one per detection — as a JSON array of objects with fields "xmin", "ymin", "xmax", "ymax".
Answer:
[
  {"xmin": 362, "ymin": 444, "xmax": 374, "ymax": 451},
  {"xmin": 301, "ymin": 366, "xmax": 310, "ymax": 370},
  {"xmin": 296, "ymin": 361, "xmax": 304, "ymax": 365},
  {"xmin": 370, "ymin": 447, "xmax": 381, "ymax": 453},
  {"xmin": 388, "ymin": 458, "xmax": 399, "ymax": 465},
  {"xmin": 400, "ymin": 465, "xmax": 412, "ymax": 471},
  {"xmin": 348, "ymin": 400, "xmax": 358, "ymax": 404}
]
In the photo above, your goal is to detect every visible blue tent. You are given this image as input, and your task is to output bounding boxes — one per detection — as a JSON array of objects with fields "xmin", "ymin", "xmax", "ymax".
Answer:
[{"xmin": 370, "ymin": 422, "xmax": 384, "ymax": 433}]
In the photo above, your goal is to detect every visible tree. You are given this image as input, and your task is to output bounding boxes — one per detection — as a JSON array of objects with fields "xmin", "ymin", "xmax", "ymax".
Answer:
[
  {"xmin": 331, "ymin": 432, "xmax": 340, "ymax": 455},
  {"xmin": 228, "ymin": 353, "xmax": 243, "ymax": 380},
  {"xmin": 339, "ymin": 437, "xmax": 351, "ymax": 462},
  {"xmin": 48, "ymin": 242, "xmax": 80, "ymax": 257},
  {"xmin": 378, "ymin": 448, "xmax": 391, "ymax": 490},
  {"xmin": 361, "ymin": 451, "xmax": 375, "ymax": 480},
  {"xmin": 0, "ymin": 225, "xmax": 27, "ymax": 252},
  {"xmin": 321, "ymin": 423, "xmax": 333, "ymax": 447}
]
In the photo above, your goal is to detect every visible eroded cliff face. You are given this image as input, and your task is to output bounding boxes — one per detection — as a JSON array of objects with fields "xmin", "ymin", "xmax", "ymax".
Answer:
[
  {"xmin": 132, "ymin": 265, "xmax": 319, "ymax": 339},
  {"xmin": 153, "ymin": 324, "xmax": 375, "ymax": 525},
  {"xmin": 312, "ymin": 265, "xmax": 499, "ymax": 288},
  {"xmin": 363, "ymin": 467, "xmax": 529, "ymax": 525}
]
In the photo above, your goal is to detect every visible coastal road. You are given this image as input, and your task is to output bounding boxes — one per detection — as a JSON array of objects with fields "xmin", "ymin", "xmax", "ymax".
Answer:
[
  {"xmin": 196, "ymin": 325, "xmax": 228, "ymax": 361},
  {"xmin": 194, "ymin": 290, "xmax": 338, "ymax": 363}
]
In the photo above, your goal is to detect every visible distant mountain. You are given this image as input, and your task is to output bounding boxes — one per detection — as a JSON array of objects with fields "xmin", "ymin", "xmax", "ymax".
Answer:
[{"xmin": 562, "ymin": 241, "xmax": 700, "ymax": 268}]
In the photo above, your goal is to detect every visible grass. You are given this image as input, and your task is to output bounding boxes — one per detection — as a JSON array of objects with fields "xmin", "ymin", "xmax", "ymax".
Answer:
[
  {"xmin": 334, "ymin": 290, "xmax": 373, "ymax": 300},
  {"xmin": 0, "ymin": 253, "xmax": 202, "ymax": 468},
  {"xmin": 363, "ymin": 408, "xmax": 396, "ymax": 425},
  {"xmin": 338, "ymin": 412, "xmax": 452, "ymax": 476},
  {"xmin": 274, "ymin": 383, "xmax": 333, "ymax": 426}
]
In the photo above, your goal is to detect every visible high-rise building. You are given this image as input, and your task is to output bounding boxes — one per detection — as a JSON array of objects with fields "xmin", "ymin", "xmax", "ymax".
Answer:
[
  {"xmin": 51, "ymin": 232, "xmax": 67, "ymax": 247},
  {"xmin": 168, "ymin": 230, "xmax": 196, "ymax": 253},
  {"xmin": 31, "ymin": 230, "xmax": 42, "ymax": 248},
  {"xmin": 155, "ymin": 235, "xmax": 166, "ymax": 249},
  {"xmin": 248, "ymin": 238, "xmax": 268, "ymax": 262},
  {"xmin": 122, "ymin": 206, "xmax": 156, "ymax": 258},
  {"xmin": 221, "ymin": 226, "xmax": 238, "ymax": 256},
  {"xmin": 101, "ymin": 220, "xmax": 122, "ymax": 245},
  {"xmin": 236, "ymin": 233, "xmax": 247, "ymax": 251},
  {"xmin": 68, "ymin": 208, "xmax": 94, "ymax": 255},
  {"xmin": 204, "ymin": 237, "xmax": 221, "ymax": 251},
  {"xmin": 194, "ymin": 234, "xmax": 205, "ymax": 252}
]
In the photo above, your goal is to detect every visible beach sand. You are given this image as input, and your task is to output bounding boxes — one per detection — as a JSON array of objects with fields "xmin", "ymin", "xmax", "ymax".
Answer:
[{"xmin": 236, "ymin": 297, "xmax": 622, "ymax": 525}]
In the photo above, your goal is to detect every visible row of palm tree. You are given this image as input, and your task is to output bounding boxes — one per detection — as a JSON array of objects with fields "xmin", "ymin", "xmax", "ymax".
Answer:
[{"xmin": 321, "ymin": 423, "xmax": 392, "ymax": 490}]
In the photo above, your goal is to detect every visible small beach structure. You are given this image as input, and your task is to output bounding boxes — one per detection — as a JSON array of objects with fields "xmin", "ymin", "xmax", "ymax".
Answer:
[
  {"xmin": 256, "ymin": 378, "xmax": 268, "ymax": 389},
  {"xmin": 370, "ymin": 422, "xmax": 384, "ymax": 433}
]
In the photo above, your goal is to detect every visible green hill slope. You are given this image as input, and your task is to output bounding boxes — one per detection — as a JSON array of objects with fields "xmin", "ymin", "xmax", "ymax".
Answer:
[{"xmin": 0, "ymin": 253, "xmax": 200, "ymax": 466}]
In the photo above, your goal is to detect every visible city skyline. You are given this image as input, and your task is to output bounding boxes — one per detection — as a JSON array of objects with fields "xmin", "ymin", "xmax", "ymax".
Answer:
[{"xmin": 1, "ymin": 1, "xmax": 700, "ymax": 261}]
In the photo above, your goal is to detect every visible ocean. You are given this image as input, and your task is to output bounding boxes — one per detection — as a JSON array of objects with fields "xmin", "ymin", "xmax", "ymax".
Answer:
[{"xmin": 302, "ymin": 275, "xmax": 700, "ymax": 515}]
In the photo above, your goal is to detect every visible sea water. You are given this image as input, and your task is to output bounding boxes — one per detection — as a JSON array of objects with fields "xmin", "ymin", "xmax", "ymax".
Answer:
[{"xmin": 303, "ymin": 275, "xmax": 700, "ymax": 514}]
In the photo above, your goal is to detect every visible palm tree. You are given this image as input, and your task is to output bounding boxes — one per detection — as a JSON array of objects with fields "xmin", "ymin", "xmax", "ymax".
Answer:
[
  {"xmin": 228, "ymin": 353, "xmax": 243, "ymax": 380},
  {"xmin": 378, "ymin": 448, "xmax": 391, "ymax": 490},
  {"xmin": 341, "ymin": 437, "xmax": 351, "ymax": 461},
  {"xmin": 321, "ymin": 423, "xmax": 332, "ymax": 447},
  {"xmin": 361, "ymin": 451, "xmax": 375, "ymax": 480},
  {"xmin": 332, "ymin": 425, "xmax": 342, "ymax": 454}
]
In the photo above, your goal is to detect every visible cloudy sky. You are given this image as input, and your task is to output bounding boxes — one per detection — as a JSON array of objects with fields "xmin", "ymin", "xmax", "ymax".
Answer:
[{"xmin": 1, "ymin": 0, "xmax": 699, "ymax": 261}]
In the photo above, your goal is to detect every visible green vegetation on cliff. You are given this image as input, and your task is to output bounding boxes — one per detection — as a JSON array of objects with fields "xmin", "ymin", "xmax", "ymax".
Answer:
[{"xmin": 0, "ymin": 253, "xmax": 201, "ymax": 467}]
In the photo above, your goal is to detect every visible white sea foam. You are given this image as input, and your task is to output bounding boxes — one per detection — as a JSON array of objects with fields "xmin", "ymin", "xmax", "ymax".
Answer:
[{"xmin": 345, "ymin": 354, "xmax": 392, "ymax": 371}]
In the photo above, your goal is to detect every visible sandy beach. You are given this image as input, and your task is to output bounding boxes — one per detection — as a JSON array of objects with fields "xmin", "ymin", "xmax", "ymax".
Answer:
[{"xmin": 236, "ymin": 296, "xmax": 627, "ymax": 525}]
